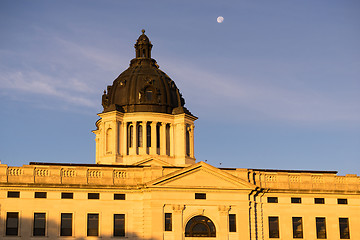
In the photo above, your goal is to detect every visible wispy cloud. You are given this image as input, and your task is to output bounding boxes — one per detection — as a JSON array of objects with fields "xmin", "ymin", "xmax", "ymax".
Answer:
[
  {"xmin": 0, "ymin": 69, "xmax": 96, "ymax": 108},
  {"xmin": 164, "ymin": 59, "xmax": 360, "ymax": 124}
]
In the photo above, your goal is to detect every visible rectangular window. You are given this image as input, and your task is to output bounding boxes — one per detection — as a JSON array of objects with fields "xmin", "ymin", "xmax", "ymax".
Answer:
[
  {"xmin": 87, "ymin": 213, "xmax": 99, "ymax": 236},
  {"xmin": 292, "ymin": 217, "xmax": 303, "ymax": 238},
  {"xmin": 114, "ymin": 214, "xmax": 125, "ymax": 237},
  {"xmin": 7, "ymin": 191, "xmax": 20, "ymax": 198},
  {"xmin": 291, "ymin": 197, "xmax": 302, "ymax": 204},
  {"xmin": 267, "ymin": 197, "xmax": 278, "ymax": 203},
  {"xmin": 114, "ymin": 193, "xmax": 126, "ymax": 200},
  {"xmin": 33, "ymin": 213, "xmax": 46, "ymax": 236},
  {"xmin": 314, "ymin": 198, "xmax": 325, "ymax": 204},
  {"xmin": 6, "ymin": 212, "xmax": 19, "ymax": 236},
  {"xmin": 316, "ymin": 217, "xmax": 327, "ymax": 239},
  {"xmin": 268, "ymin": 216, "xmax": 279, "ymax": 238},
  {"xmin": 195, "ymin": 193, "xmax": 206, "ymax": 199},
  {"xmin": 88, "ymin": 193, "xmax": 100, "ymax": 199},
  {"xmin": 229, "ymin": 214, "xmax": 236, "ymax": 232},
  {"xmin": 165, "ymin": 213, "xmax": 172, "ymax": 231},
  {"xmin": 61, "ymin": 213, "xmax": 73, "ymax": 236},
  {"xmin": 61, "ymin": 192, "xmax": 73, "ymax": 199},
  {"xmin": 339, "ymin": 218, "xmax": 350, "ymax": 239},
  {"xmin": 338, "ymin": 198, "xmax": 348, "ymax": 205},
  {"xmin": 35, "ymin": 192, "xmax": 47, "ymax": 198}
]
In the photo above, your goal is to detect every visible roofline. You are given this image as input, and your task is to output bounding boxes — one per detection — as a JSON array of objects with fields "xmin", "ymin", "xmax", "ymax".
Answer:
[
  {"xmin": 28, "ymin": 162, "xmax": 338, "ymax": 174},
  {"xmin": 29, "ymin": 162, "xmax": 144, "ymax": 168},
  {"xmin": 249, "ymin": 168, "xmax": 338, "ymax": 174}
]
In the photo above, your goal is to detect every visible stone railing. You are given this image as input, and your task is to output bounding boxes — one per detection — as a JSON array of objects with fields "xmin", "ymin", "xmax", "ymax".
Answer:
[
  {"xmin": 259, "ymin": 172, "xmax": 360, "ymax": 191},
  {"xmin": 0, "ymin": 165, "xmax": 154, "ymax": 186}
]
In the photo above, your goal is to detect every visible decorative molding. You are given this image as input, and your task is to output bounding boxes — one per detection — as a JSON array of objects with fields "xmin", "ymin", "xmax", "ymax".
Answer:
[
  {"xmin": 88, "ymin": 170, "xmax": 102, "ymax": 178},
  {"xmin": 62, "ymin": 169, "xmax": 76, "ymax": 177},
  {"xmin": 289, "ymin": 175, "xmax": 301, "ymax": 183},
  {"xmin": 265, "ymin": 174, "xmax": 277, "ymax": 182},
  {"xmin": 114, "ymin": 171, "xmax": 127, "ymax": 178},
  {"xmin": 8, "ymin": 168, "xmax": 23, "ymax": 176},
  {"xmin": 312, "ymin": 176, "xmax": 324, "ymax": 183},
  {"xmin": 172, "ymin": 204, "xmax": 185, "ymax": 213},
  {"xmin": 35, "ymin": 169, "xmax": 50, "ymax": 177}
]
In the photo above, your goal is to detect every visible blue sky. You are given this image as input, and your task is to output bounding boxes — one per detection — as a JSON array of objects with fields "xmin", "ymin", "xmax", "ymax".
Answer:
[{"xmin": 0, "ymin": 0, "xmax": 359, "ymax": 175}]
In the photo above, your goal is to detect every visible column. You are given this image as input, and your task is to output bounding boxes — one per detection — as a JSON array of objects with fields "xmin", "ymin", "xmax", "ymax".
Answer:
[
  {"xmin": 169, "ymin": 124, "xmax": 174, "ymax": 156},
  {"xmin": 160, "ymin": 123, "xmax": 166, "ymax": 156},
  {"xmin": 190, "ymin": 125, "xmax": 195, "ymax": 158},
  {"xmin": 139, "ymin": 121, "xmax": 147, "ymax": 155},
  {"xmin": 173, "ymin": 205, "xmax": 185, "ymax": 240},
  {"xmin": 114, "ymin": 120, "xmax": 119, "ymax": 155},
  {"xmin": 218, "ymin": 205, "xmax": 230, "ymax": 240},
  {"xmin": 121, "ymin": 121, "xmax": 127, "ymax": 156},
  {"xmin": 150, "ymin": 121, "xmax": 157, "ymax": 155}
]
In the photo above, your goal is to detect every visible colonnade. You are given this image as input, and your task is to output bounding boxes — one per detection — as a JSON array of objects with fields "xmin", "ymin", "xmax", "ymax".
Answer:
[{"xmin": 95, "ymin": 113, "xmax": 196, "ymax": 165}]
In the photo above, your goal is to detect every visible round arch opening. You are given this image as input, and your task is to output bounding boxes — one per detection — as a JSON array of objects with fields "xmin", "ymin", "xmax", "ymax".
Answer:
[{"xmin": 185, "ymin": 215, "xmax": 216, "ymax": 237}]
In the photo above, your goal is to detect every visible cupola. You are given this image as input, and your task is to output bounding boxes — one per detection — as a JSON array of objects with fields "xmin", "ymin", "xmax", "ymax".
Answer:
[{"xmin": 93, "ymin": 30, "xmax": 197, "ymax": 166}]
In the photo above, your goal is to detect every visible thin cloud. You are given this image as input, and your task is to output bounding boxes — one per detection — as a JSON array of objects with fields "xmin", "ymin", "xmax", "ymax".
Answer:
[
  {"xmin": 164, "ymin": 60, "xmax": 360, "ymax": 124},
  {"xmin": 0, "ymin": 69, "xmax": 96, "ymax": 108}
]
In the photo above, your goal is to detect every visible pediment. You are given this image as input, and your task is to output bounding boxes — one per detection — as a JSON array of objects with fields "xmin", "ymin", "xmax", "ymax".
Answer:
[
  {"xmin": 147, "ymin": 162, "xmax": 256, "ymax": 190},
  {"xmin": 132, "ymin": 158, "xmax": 174, "ymax": 167}
]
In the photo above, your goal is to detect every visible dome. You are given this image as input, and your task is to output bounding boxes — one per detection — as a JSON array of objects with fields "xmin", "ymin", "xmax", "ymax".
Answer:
[{"xmin": 101, "ymin": 30, "xmax": 193, "ymax": 116}]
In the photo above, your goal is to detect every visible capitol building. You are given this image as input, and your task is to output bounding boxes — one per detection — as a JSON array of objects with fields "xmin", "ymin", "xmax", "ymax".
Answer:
[{"xmin": 0, "ymin": 30, "xmax": 359, "ymax": 239}]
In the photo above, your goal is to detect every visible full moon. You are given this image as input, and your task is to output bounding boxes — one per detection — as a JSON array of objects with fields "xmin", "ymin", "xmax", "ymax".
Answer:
[{"xmin": 217, "ymin": 16, "xmax": 224, "ymax": 23}]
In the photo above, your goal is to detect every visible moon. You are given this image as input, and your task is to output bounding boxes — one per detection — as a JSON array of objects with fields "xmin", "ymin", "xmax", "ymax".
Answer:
[{"xmin": 217, "ymin": 16, "xmax": 224, "ymax": 23}]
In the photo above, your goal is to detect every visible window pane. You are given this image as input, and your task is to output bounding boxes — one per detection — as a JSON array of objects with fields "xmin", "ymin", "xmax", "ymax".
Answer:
[
  {"xmin": 316, "ymin": 217, "xmax": 327, "ymax": 239},
  {"xmin": 7, "ymin": 191, "xmax": 20, "ymax": 198},
  {"xmin": 267, "ymin": 197, "xmax": 278, "ymax": 203},
  {"xmin": 61, "ymin": 213, "xmax": 72, "ymax": 236},
  {"xmin": 268, "ymin": 216, "xmax": 279, "ymax": 238},
  {"xmin": 33, "ymin": 213, "xmax": 46, "ymax": 236},
  {"xmin": 6, "ymin": 212, "xmax": 19, "ymax": 236},
  {"xmin": 338, "ymin": 199, "xmax": 348, "ymax": 205},
  {"xmin": 195, "ymin": 193, "xmax": 206, "ymax": 199},
  {"xmin": 314, "ymin": 198, "xmax": 325, "ymax": 204},
  {"xmin": 35, "ymin": 192, "xmax": 47, "ymax": 198},
  {"xmin": 339, "ymin": 218, "xmax": 350, "ymax": 239},
  {"xmin": 114, "ymin": 193, "xmax": 126, "ymax": 200},
  {"xmin": 292, "ymin": 217, "xmax": 303, "ymax": 238},
  {"xmin": 88, "ymin": 193, "xmax": 100, "ymax": 199},
  {"xmin": 291, "ymin": 197, "xmax": 301, "ymax": 204},
  {"xmin": 114, "ymin": 214, "xmax": 125, "ymax": 237},
  {"xmin": 165, "ymin": 213, "xmax": 172, "ymax": 231},
  {"xmin": 87, "ymin": 214, "xmax": 99, "ymax": 236},
  {"xmin": 229, "ymin": 214, "xmax": 236, "ymax": 232},
  {"xmin": 61, "ymin": 192, "xmax": 73, "ymax": 199}
]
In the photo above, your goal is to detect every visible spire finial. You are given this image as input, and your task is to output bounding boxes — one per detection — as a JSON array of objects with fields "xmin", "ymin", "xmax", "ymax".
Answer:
[{"xmin": 141, "ymin": 29, "xmax": 145, "ymax": 34}]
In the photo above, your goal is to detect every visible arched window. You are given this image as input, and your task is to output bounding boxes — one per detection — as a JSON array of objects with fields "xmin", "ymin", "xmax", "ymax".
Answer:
[
  {"xmin": 106, "ymin": 128, "xmax": 112, "ymax": 153},
  {"xmin": 137, "ymin": 124, "xmax": 143, "ymax": 148},
  {"xmin": 185, "ymin": 216, "xmax": 216, "ymax": 237},
  {"xmin": 186, "ymin": 125, "xmax": 190, "ymax": 157},
  {"xmin": 128, "ymin": 125, "xmax": 133, "ymax": 148}
]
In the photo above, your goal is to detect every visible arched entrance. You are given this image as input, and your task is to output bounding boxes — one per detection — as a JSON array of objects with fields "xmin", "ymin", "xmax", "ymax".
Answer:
[{"xmin": 185, "ymin": 215, "xmax": 216, "ymax": 237}]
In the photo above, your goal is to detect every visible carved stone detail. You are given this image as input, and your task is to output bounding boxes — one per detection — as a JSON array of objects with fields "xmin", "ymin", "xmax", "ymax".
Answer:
[
  {"xmin": 8, "ymin": 168, "xmax": 23, "ymax": 176},
  {"xmin": 114, "ymin": 171, "xmax": 127, "ymax": 178},
  {"xmin": 62, "ymin": 169, "xmax": 76, "ymax": 177},
  {"xmin": 36, "ymin": 169, "xmax": 50, "ymax": 177},
  {"xmin": 265, "ymin": 175, "xmax": 277, "ymax": 182},
  {"xmin": 88, "ymin": 170, "xmax": 102, "ymax": 178}
]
